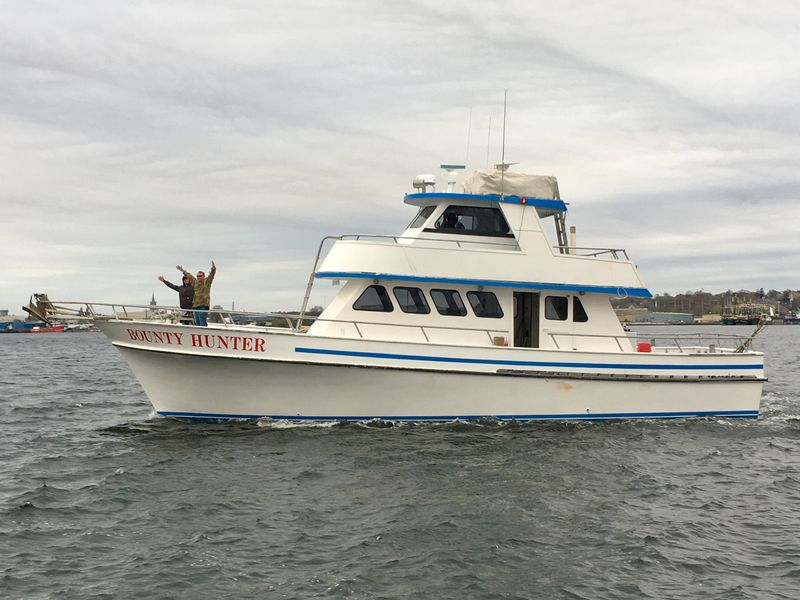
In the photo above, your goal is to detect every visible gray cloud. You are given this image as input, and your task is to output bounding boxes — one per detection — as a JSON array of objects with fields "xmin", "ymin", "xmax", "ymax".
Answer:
[{"xmin": 2, "ymin": 0, "xmax": 799, "ymax": 313}]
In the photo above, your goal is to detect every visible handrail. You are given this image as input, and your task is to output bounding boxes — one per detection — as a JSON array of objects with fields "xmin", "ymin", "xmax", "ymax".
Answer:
[
  {"xmin": 545, "ymin": 330, "xmax": 753, "ymax": 353},
  {"xmin": 310, "ymin": 316, "xmax": 507, "ymax": 336},
  {"xmin": 339, "ymin": 233, "xmax": 522, "ymax": 250},
  {"xmin": 552, "ymin": 246, "xmax": 629, "ymax": 260},
  {"xmin": 298, "ymin": 235, "xmax": 342, "ymax": 328},
  {"xmin": 48, "ymin": 300, "xmax": 757, "ymax": 353},
  {"xmin": 47, "ymin": 302, "xmax": 300, "ymax": 329},
  {"xmin": 46, "ymin": 300, "xmax": 510, "ymax": 341},
  {"xmin": 295, "ymin": 232, "xmax": 522, "ymax": 331},
  {"xmin": 548, "ymin": 330, "xmax": 749, "ymax": 342}
]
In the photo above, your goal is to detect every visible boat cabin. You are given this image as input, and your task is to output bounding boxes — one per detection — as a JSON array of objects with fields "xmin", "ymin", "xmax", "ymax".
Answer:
[{"xmin": 306, "ymin": 168, "xmax": 651, "ymax": 353}]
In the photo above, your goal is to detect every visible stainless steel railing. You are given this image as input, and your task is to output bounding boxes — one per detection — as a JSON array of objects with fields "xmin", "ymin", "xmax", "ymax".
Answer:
[
  {"xmin": 46, "ymin": 301, "xmax": 511, "ymax": 344},
  {"xmin": 546, "ymin": 330, "xmax": 754, "ymax": 353},
  {"xmin": 551, "ymin": 246, "xmax": 630, "ymax": 260},
  {"xmin": 297, "ymin": 233, "xmax": 522, "ymax": 324},
  {"xmin": 49, "ymin": 300, "xmax": 758, "ymax": 354}
]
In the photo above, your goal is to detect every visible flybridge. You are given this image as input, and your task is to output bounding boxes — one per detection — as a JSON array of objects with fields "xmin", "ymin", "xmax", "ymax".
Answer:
[{"xmin": 407, "ymin": 168, "xmax": 568, "ymax": 224}]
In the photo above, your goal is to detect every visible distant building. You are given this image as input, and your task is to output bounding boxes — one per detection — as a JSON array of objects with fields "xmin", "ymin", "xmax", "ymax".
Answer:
[
  {"xmin": 614, "ymin": 307, "xmax": 648, "ymax": 323},
  {"xmin": 696, "ymin": 314, "xmax": 722, "ymax": 324},
  {"xmin": 634, "ymin": 312, "xmax": 694, "ymax": 323}
]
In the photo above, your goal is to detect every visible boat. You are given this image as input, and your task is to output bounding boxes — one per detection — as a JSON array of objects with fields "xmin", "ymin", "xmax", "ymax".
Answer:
[
  {"xmin": 53, "ymin": 166, "xmax": 764, "ymax": 421},
  {"xmin": 28, "ymin": 324, "xmax": 66, "ymax": 333},
  {"xmin": 784, "ymin": 312, "xmax": 800, "ymax": 325},
  {"xmin": 1, "ymin": 296, "xmax": 69, "ymax": 333},
  {"xmin": 720, "ymin": 302, "xmax": 772, "ymax": 325},
  {"xmin": 0, "ymin": 320, "xmax": 65, "ymax": 333}
]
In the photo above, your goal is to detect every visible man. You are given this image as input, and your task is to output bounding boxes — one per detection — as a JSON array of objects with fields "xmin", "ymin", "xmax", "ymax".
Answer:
[
  {"xmin": 176, "ymin": 261, "xmax": 216, "ymax": 326},
  {"xmin": 158, "ymin": 273, "xmax": 194, "ymax": 324}
]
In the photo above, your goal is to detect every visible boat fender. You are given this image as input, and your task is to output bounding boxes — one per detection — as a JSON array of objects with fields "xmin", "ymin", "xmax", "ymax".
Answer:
[{"xmin": 636, "ymin": 342, "xmax": 652, "ymax": 353}]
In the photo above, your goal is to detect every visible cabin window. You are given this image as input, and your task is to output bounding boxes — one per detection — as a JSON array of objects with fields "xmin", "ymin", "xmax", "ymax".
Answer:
[
  {"xmin": 353, "ymin": 285, "xmax": 394, "ymax": 312},
  {"xmin": 467, "ymin": 291, "xmax": 504, "ymax": 318},
  {"xmin": 431, "ymin": 289, "xmax": 467, "ymax": 316},
  {"xmin": 544, "ymin": 296, "xmax": 568, "ymax": 321},
  {"xmin": 393, "ymin": 287, "xmax": 430, "ymax": 314},
  {"xmin": 573, "ymin": 297, "xmax": 588, "ymax": 322},
  {"xmin": 427, "ymin": 205, "xmax": 512, "ymax": 237},
  {"xmin": 408, "ymin": 206, "xmax": 436, "ymax": 229}
]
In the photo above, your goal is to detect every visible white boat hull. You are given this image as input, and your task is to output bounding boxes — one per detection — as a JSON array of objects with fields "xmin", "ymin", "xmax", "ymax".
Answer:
[{"xmin": 100, "ymin": 321, "xmax": 764, "ymax": 421}]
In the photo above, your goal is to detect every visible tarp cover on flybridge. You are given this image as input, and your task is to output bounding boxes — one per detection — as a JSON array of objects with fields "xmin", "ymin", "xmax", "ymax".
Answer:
[{"xmin": 462, "ymin": 170, "xmax": 560, "ymax": 200}]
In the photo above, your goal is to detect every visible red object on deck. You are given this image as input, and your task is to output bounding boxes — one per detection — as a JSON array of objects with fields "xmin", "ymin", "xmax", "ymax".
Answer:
[
  {"xmin": 27, "ymin": 325, "xmax": 66, "ymax": 333},
  {"xmin": 636, "ymin": 342, "xmax": 652, "ymax": 353}
]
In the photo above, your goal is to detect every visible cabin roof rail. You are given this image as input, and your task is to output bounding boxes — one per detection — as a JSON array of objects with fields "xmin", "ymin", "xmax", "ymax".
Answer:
[{"xmin": 553, "ymin": 246, "xmax": 630, "ymax": 260}]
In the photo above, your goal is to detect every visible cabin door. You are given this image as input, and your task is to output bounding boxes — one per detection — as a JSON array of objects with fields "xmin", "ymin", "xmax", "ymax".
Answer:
[{"xmin": 513, "ymin": 292, "xmax": 540, "ymax": 348}]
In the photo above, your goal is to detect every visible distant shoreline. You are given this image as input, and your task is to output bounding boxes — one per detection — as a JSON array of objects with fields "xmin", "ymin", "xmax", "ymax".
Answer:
[{"xmin": 627, "ymin": 322, "xmax": 794, "ymax": 326}]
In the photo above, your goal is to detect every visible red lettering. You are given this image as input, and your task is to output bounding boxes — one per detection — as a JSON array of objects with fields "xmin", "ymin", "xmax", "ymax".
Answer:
[
  {"xmin": 131, "ymin": 330, "xmax": 261, "ymax": 351},
  {"xmin": 126, "ymin": 328, "xmax": 190, "ymax": 345},
  {"xmin": 136, "ymin": 331, "xmax": 153, "ymax": 342}
]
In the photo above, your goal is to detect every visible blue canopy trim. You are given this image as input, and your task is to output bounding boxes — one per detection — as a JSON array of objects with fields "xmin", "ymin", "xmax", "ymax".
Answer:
[
  {"xmin": 315, "ymin": 271, "xmax": 653, "ymax": 298},
  {"xmin": 404, "ymin": 192, "xmax": 567, "ymax": 212}
]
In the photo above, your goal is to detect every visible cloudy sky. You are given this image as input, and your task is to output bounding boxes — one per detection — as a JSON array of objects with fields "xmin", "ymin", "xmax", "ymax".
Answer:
[{"xmin": 2, "ymin": 0, "xmax": 799, "ymax": 313}]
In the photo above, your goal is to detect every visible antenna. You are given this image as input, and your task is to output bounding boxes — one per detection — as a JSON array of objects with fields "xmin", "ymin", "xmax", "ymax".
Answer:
[
  {"xmin": 465, "ymin": 102, "xmax": 473, "ymax": 168},
  {"xmin": 500, "ymin": 90, "xmax": 507, "ymax": 197},
  {"xmin": 485, "ymin": 115, "xmax": 492, "ymax": 169},
  {"xmin": 501, "ymin": 90, "xmax": 507, "ymax": 167}
]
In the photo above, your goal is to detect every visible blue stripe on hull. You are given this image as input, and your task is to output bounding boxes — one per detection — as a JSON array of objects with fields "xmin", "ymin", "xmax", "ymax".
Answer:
[
  {"xmin": 294, "ymin": 347, "xmax": 763, "ymax": 371},
  {"xmin": 158, "ymin": 410, "xmax": 759, "ymax": 422}
]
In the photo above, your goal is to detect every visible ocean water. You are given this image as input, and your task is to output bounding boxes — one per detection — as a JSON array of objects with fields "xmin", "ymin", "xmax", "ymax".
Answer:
[{"xmin": 1, "ymin": 326, "xmax": 799, "ymax": 599}]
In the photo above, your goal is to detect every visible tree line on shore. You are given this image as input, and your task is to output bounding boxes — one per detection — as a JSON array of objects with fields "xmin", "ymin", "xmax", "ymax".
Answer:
[{"xmin": 611, "ymin": 288, "xmax": 799, "ymax": 317}]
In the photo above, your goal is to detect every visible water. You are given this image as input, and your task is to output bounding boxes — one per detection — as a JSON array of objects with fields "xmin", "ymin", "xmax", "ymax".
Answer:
[{"xmin": 1, "ymin": 327, "xmax": 799, "ymax": 599}]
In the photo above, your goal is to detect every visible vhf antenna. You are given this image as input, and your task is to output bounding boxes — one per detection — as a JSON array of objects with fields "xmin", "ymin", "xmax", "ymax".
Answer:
[
  {"xmin": 500, "ymin": 90, "xmax": 507, "ymax": 197},
  {"xmin": 464, "ymin": 98, "xmax": 473, "ymax": 168},
  {"xmin": 485, "ymin": 115, "xmax": 492, "ymax": 169}
]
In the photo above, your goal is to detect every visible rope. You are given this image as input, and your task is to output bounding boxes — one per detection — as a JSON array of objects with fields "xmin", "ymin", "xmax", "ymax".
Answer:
[{"xmin": 734, "ymin": 318, "xmax": 766, "ymax": 353}]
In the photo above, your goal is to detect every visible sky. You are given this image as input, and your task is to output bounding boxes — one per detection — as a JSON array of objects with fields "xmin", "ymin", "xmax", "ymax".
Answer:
[{"xmin": 1, "ymin": 0, "xmax": 799, "ymax": 313}]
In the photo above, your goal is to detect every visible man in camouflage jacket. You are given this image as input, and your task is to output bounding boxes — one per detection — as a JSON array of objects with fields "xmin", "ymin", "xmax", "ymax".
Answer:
[{"xmin": 176, "ymin": 261, "xmax": 216, "ymax": 326}]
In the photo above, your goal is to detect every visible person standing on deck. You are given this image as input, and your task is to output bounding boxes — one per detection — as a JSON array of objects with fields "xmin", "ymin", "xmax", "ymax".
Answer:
[
  {"xmin": 157, "ymin": 273, "xmax": 194, "ymax": 324},
  {"xmin": 176, "ymin": 261, "xmax": 216, "ymax": 326}
]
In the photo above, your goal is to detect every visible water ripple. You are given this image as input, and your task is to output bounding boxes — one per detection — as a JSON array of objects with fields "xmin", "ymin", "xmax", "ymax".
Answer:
[{"xmin": 0, "ymin": 329, "xmax": 799, "ymax": 598}]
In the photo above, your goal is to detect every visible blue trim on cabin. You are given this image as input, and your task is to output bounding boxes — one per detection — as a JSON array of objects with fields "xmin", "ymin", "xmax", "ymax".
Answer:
[
  {"xmin": 315, "ymin": 271, "xmax": 654, "ymax": 298},
  {"xmin": 405, "ymin": 192, "xmax": 567, "ymax": 212},
  {"xmin": 294, "ymin": 347, "xmax": 763, "ymax": 371},
  {"xmin": 158, "ymin": 409, "xmax": 759, "ymax": 422}
]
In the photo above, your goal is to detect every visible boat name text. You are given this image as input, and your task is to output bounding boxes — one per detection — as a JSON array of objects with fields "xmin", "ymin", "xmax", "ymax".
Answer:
[{"xmin": 125, "ymin": 329, "xmax": 266, "ymax": 352}]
